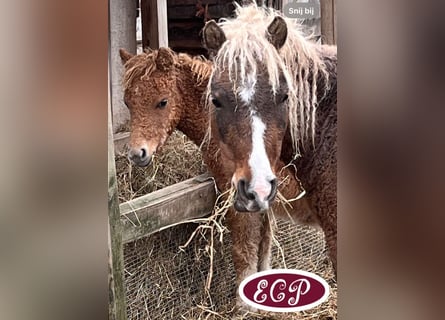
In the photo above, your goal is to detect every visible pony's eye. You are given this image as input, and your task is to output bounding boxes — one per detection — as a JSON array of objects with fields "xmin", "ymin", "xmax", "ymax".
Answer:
[
  {"xmin": 157, "ymin": 99, "xmax": 168, "ymax": 109},
  {"xmin": 281, "ymin": 94, "xmax": 289, "ymax": 103},
  {"xmin": 211, "ymin": 98, "xmax": 222, "ymax": 109}
]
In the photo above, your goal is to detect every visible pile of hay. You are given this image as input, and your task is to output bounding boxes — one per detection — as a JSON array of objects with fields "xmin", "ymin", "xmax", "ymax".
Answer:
[
  {"xmin": 115, "ymin": 130, "xmax": 208, "ymax": 203},
  {"xmin": 114, "ymin": 130, "xmax": 337, "ymax": 320}
]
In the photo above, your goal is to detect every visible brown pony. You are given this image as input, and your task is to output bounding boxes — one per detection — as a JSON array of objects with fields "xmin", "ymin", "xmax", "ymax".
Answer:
[
  {"xmin": 202, "ymin": 4, "xmax": 337, "ymax": 273},
  {"xmin": 119, "ymin": 47, "xmax": 315, "ymax": 308}
]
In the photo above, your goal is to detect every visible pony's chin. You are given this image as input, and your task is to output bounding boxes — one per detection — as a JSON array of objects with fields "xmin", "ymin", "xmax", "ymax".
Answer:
[
  {"xmin": 131, "ymin": 157, "xmax": 152, "ymax": 167},
  {"xmin": 234, "ymin": 199, "xmax": 268, "ymax": 213}
]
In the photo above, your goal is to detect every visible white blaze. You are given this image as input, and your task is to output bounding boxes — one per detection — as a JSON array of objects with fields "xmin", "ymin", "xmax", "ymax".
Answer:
[
  {"xmin": 239, "ymin": 72, "xmax": 257, "ymax": 104},
  {"xmin": 248, "ymin": 115, "xmax": 275, "ymax": 203}
]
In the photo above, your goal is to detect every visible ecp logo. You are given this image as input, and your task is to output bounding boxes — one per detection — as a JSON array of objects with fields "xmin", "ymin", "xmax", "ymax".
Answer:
[{"xmin": 239, "ymin": 269, "xmax": 330, "ymax": 312}]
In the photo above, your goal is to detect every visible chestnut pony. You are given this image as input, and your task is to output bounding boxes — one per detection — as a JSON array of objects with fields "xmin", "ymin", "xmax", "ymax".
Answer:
[
  {"xmin": 120, "ymin": 47, "xmax": 318, "ymax": 307},
  {"xmin": 202, "ymin": 4, "xmax": 337, "ymax": 273}
]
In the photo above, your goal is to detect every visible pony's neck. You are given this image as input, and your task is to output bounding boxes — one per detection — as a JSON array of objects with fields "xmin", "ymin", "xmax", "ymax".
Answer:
[
  {"xmin": 175, "ymin": 62, "xmax": 210, "ymax": 146},
  {"xmin": 174, "ymin": 59, "xmax": 231, "ymax": 189}
]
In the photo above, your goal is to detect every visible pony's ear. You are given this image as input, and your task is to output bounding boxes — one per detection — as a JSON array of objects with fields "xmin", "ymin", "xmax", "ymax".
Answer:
[
  {"xmin": 202, "ymin": 20, "xmax": 226, "ymax": 54},
  {"xmin": 156, "ymin": 47, "xmax": 174, "ymax": 71},
  {"xmin": 119, "ymin": 49, "xmax": 134, "ymax": 64},
  {"xmin": 266, "ymin": 16, "xmax": 288, "ymax": 50}
]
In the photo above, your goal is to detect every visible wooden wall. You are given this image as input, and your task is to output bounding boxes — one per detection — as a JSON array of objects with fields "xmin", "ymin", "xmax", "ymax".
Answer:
[
  {"xmin": 141, "ymin": 0, "xmax": 283, "ymax": 56},
  {"xmin": 141, "ymin": 0, "xmax": 237, "ymax": 56},
  {"xmin": 168, "ymin": 0, "xmax": 236, "ymax": 55}
]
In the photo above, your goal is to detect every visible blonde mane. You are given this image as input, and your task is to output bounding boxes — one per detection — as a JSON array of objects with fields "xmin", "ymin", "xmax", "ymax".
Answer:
[
  {"xmin": 206, "ymin": 4, "xmax": 331, "ymax": 155},
  {"xmin": 122, "ymin": 48, "xmax": 212, "ymax": 90}
]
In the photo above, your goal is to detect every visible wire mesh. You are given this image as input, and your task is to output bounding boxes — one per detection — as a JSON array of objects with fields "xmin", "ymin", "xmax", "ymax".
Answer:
[{"xmin": 123, "ymin": 219, "xmax": 336, "ymax": 320}]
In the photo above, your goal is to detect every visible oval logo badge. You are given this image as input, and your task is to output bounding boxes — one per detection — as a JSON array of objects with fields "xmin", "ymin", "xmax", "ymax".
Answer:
[{"xmin": 239, "ymin": 269, "xmax": 330, "ymax": 312}]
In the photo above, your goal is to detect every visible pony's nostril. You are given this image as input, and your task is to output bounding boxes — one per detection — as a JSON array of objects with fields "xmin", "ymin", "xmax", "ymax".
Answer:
[
  {"xmin": 237, "ymin": 179, "xmax": 255, "ymax": 201},
  {"xmin": 267, "ymin": 178, "xmax": 278, "ymax": 201},
  {"xmin": 245, "ymin": 189, "xmax": 256, "ymax": 201},
  {"xmin": 140, "ymin": 148, "xmax": 147, "ymax": 159},
  {"xmin": 241, "ymin": 179, "xmax": 256, "ymax": 200},
  {"xmin": 128, "ymin": 148, "xmax": 151, "ymax": 166}
]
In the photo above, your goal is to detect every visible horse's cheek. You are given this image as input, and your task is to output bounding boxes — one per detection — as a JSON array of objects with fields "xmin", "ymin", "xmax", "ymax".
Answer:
[{"xmin": 215, "ymin": 114, "xmax": 230, "ymax": 142}]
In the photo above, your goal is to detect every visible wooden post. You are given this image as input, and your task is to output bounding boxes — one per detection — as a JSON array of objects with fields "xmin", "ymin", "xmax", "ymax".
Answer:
[
  {"xmin": 333, "ymin": 0, "xmax": 337, "ymax": 44},
  {"xmin": 109, "ymin": 0, "xmax": 136, "ymax": 132},
  {"xmin": 141, "ymin": 0, "xmax": 169, "ymax": 49},
  {"xmin": 320, "ymin": 0, "xmax": 336, "ymax": 45},
  {"xmin": 141, "ymin": 0, "xmax": 155, "ymax": 49},
  {"xmin": 108, "ymin": 84, "xmax": 127, "ymax": 319}
]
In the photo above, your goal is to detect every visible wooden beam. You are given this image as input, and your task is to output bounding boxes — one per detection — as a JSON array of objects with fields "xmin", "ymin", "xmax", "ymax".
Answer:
[
  {"xmin": 141, "ymin": 0, "xmax": 169, "ymax": 49},
  {"xmin": 120, "ymin": 175, "xmax": 217, "ymax": 243},
  {"xmin": 169, "ymin": 39, "xmax": 203, "ymax": 49},
  {"xmin": 141, "ymin": 0, "xmax": 154, "ymax": 49},
  {"xmin": 320, "ymin": 0, "xmax": 335, "ymax": 45},
  {"xmin": 169, "ymin": 0, "xmax": 223, "ymax": 5},
  {"xmin": 157, "ymin": 0, "xmax": 169, "ymax": 47},
  {"xmin": 333, "ymin": 0, "xmax": 337, "ymax": 44},
  {"xmin": 108, "ymin": 81, "xmax": 127, "ymax": 319}
]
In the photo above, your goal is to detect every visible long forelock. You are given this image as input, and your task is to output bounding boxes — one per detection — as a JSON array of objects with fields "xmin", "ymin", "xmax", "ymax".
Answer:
[
  {"xmin": 212, "ymin": 5, "xmax": 290, "ymax": 96},
  {"xmin": 206, "ymin": 3, "xmax": 332, "ymax": 156},
  {"xmin": 122, "ymin": 49, "xmax": 159, "ymax": 91}
]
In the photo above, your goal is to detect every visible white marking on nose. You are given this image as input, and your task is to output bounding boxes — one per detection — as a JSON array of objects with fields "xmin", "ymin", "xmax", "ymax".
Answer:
[
  {"xmin": 239, "ymin": 72, "xmax": 257, "ymax": 104},
  {"xmin": 248, "ymin": 114, "xmax": 275, "ymax": 202}
]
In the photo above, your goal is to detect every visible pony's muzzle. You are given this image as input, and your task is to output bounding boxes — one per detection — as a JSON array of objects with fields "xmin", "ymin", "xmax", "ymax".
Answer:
[
  {"xmin": 234, "ymin": 178, "xmax": 278, "ymax": 212},
  {"xmin": 128, "ymin": 147, "xmax": 152, "ymax": 167}
]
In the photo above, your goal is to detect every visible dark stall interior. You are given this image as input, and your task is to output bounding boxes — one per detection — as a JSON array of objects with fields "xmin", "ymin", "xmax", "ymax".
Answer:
[
  {"xmin": 168, "ymin": 0, "xmax": 236, "ymax": 56},
  {"xmin": 140, "ymin": 0, "xmax": 282, "ymax": 57}
]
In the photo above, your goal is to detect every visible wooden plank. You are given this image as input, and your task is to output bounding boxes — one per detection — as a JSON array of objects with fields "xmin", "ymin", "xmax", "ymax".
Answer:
[
  {"xmin": 141, "ymin": 0, "xmax": 157, "ymax": 49},
  {"xmin": 169, "ymin": 0, "xmax": 224, "ymax": 6},
  {"xmin": 168, "ymin": 20, "xmax": 204, "ymax": 29},
  {"xmin": 108, "ymin": 81, "xmax": 127, "ymax": 319},
  {"xmin": 168, "ymin": 6, "xmax": 202, "ymax": 19},
  {"xmin": 169, "ymin": 39, "xmax": 203, "ymax": 49},
  {"xmin": 168, "ymin": 4, "xmax": 234, "ymax": 20},
  {"xmin": 333, "ymin": 0, "xmax": 337, "ymax": 44},
  {"xmin": 120, "ymin": 174, "xmax": 217, "ymax": 243},
  {"xmin": 320, "ymin": 0, "xmax": 335, "ymax": 45},
  {"xmin": 157, "ymin": 0, "xmax": 169, "ymax": 47},
  {"xmin": 142, "ymin": 0, "xmax": 169, "ymax": 49}
]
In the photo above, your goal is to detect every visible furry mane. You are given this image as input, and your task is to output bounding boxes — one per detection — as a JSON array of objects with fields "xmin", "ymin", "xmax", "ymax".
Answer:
[
  {"xmin": 122, "ymin": 49, "xmax": 158, "ymax": 91},
  {"xmin": 177, "ymin": 53, "xmax": 213, "ymax": 86},
  {"xmin": 206, "ymin": 3, "xmax": 332, "ymax": 155},
  {"xmin": 122, "ymin": 48, "xmax": 212, "ymax": 90}
]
